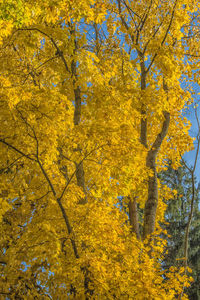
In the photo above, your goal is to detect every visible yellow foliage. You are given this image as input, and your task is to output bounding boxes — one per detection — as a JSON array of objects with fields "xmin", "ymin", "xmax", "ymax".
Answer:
[{"xmin": 0, "ymin": 0, "xmax": 198, "ymax": 298}]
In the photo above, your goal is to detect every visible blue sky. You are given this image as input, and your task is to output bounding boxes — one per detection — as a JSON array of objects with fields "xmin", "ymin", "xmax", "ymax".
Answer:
[{"xmin": 183, "ymin": 88, "xmax": 200, "ymax": 180}]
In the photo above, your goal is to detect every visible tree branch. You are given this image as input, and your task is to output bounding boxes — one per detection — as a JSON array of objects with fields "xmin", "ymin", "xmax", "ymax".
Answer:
[
  {"xmin": 146, "ymin": 0, "xmax": 177, "ymax": 73},
  {"xmin": 17, "ymin": 28, "xmax": 70, "ymax": 73},
  {"xmin": 0, "ymin": 139, "xmax": 37, "ymax": 162}
]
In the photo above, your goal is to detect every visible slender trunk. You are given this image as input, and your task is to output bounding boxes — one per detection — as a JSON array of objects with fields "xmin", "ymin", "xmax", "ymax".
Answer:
[
  {"xmin": 142, "ymin": 78, "xmax": 170, "ymax": 239},
  {"xmin": 72, "ymin": 80, "xmax": 87, "ymax": 204},
  {"xmin": 70, "ymin": 27, "xmax": 87, "ymax": 204},
  {"xmin": 57, "ymin": 198, "xmax": 79, "ymax": 259},
  {"xmin": 69, "ymin": 25, "xmax": 92, "ymax": 297},
  {"xmin": 73, "ymin": 84, "xmax": 81, "ymax": 125},
  {"xmin": 179, "ymin": 171, "xmax": 196, "ymax": 299},
  {"xmin": 73, "ymin": 84, "xmax": 87, "ymax": 204},
  {"xmin": 94, "ymin": 23, "xmax": 100, "ymax": 55},
  {"xmin": 128, "ymin": 197, "xmax": 140, "ymax": 239},
  {"xmin": 140, "ymin": 61, "xmax": 147, "ymax": 148},
  {"xmin": 143, "ymin": 151, "xmax": 158, "ymax": 238},
  {"xmin": 143, "ymin": 110, "xmax": 170, "ymax": 239}
]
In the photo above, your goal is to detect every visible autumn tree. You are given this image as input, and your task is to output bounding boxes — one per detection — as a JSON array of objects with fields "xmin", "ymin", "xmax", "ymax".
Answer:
[{"xmin": 0, "ymin": 0, "xmax": 199, "ymax": 298}]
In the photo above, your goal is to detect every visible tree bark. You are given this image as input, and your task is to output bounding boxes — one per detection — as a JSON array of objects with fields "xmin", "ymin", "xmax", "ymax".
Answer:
[
  {"xmin": 140, "ymin": 60, "xmax": 148, "ymax": 148},
  {"xmin": 143, "ymin": 110, "xmax": 170, "ymax": 239},
  {"xmin": 128, "ymin": 197, "xmax": 140, "ymax": 239},
  {"xmin": 70, "ymin": 27, "xmax": 87, "ymax": 204}
]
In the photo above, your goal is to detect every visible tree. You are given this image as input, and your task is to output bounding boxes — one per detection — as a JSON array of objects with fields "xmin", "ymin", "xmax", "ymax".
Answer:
[
  {"xmin": 0, "ymin": 0, "xmax": 199, "ymax": 298},
  {"xmin": 160, "ymin": 163, "xmax": 200, "ymax": 299}
]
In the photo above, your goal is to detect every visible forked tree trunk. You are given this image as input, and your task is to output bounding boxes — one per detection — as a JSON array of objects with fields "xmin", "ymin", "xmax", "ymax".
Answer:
[{"xmin": 143, "ymin": 110, "xmax": 170, "ymax": 239}]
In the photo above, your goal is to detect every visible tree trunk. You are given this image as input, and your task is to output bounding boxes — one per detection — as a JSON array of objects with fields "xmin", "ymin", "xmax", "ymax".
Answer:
[
  {"xmin": 140, "ymin": 61, "xmax": 148, "ymax": 148},
  {"xmin": 143, "ymin": 110, "xmax": 170, "ymax": 239},
  {"xmin": 71, "ymin": 30, "xmax": 87, "ymax": 204},
  {"xmin": 128, "ymin": 197, "xmax": 140, "ymax": 239},
  {"xmin": 143, "ymin": 151, "xmax": 158, "ymax": 238}
]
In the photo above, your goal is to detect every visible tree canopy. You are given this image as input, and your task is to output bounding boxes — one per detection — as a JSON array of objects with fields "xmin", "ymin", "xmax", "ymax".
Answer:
[{"xmin": 0, "ymin": 0, "xmax": 199, "ymax": 299}]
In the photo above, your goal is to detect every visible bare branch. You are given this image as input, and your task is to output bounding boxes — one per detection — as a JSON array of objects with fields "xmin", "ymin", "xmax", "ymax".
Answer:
[
  {"xmin": 117, "ymin": 0, "xmax": 135, "ymax": 44},
  {"xmin": 144, "ymin": 18, "xmax": 165, "ymax": 54},
  {"xmin": 0, "ymin": 155, "xmax": 24, "ymax": 174},
  {"xmin": 34, "ymin": 55, "xmax": 59, "ymax": 70},
  {"xmin": 139, "ymin": 0, "xmax": 153, "ymax": 35},
  {"xmin": 161, "ymin": 0, "xmax": 177, "ymax": 46},
  {"xmin": 146, "ymin": 0, "xmax": 177, "ymax": 74},
  {"xmin": 16, "ymin": 28, "xmax": 70, "ymax": 73},
  {"xmin": 59, "ymin": 144, "xmax": 107, "ymax": 202},
  {"xmin": 0, "ymin": 139, "xmax": 37, "ymax": 162},
  {"xmin": 121, "ymin": 0, "xmax": 142, "ymax": 20}
]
